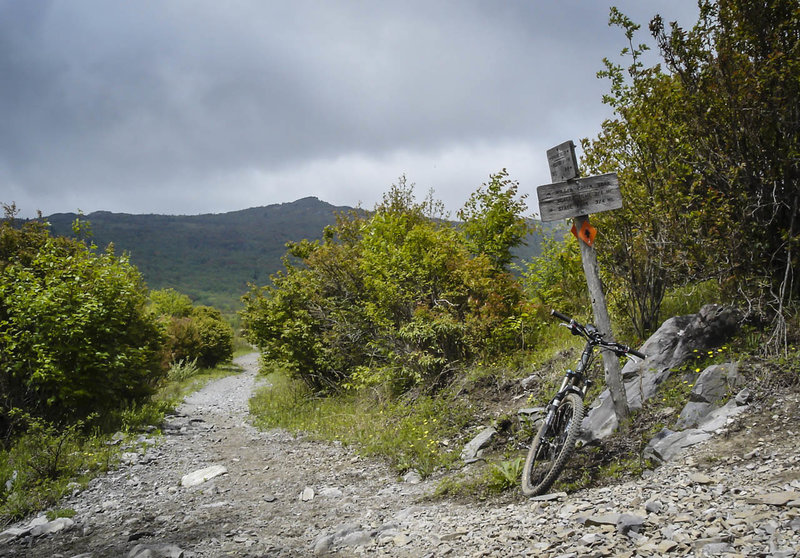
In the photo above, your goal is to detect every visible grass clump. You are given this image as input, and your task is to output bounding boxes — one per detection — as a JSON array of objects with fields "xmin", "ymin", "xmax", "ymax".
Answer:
[
  {"xmin": 0, "ymin": 417, "xmax": 118, "ymax": 523},
  {"xmin": 249, "ymin": 367, "xmax": 473, "ymax": 477}
]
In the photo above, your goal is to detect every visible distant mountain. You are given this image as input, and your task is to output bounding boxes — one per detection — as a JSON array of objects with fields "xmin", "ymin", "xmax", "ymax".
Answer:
[
  {"xmin": 46, "ymin": 197, "xmax": 352, "ymax": 314},
  {"xmin": 44, "ymin": 197, "xmax": 549, "ymax": 315}
]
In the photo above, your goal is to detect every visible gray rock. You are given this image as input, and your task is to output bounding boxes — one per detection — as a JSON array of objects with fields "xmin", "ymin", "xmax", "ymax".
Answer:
[
  {"xmin": 676, "ymin": 363, "xmax": 739, "ymax": 429},
  {"xmin": 0, "ymin": 526, "xmax": 28, "ymax": 543},
  {"xmin": 402, "ymin": 470, "xmax": 422, "ymax": 484},
  {"xmin": 582, "ymin": 305, "xmax": 741, "ymax": 444},
  {"xmin": 313, "ymin": 534, "xmax": 334, "ymax": 555},
  {"xmin": 180, "ymin": 465, "xmax": 227, "ymax": 487},
  {"xmin": 30, "ymin": 517, "xmax": 74, "ymax": 537},
  {"xmin": 735, "ymin": 387, "xmax": 753, "ymax": 405},
  {"xmin": 696, "ymin": 399, "xmax": 749, "ymax": 432},
  {"xmin": 616, "ymin": 513, "xmax": 645, "ymax": 536},
  {"xmin": 339, "ymin": 529, "xmax": 373, "ymax": 547},
  {"xmin": 461, "ymin": 427, "xmax": 496, "ymax": 461},
  {"xmin": 128, "ymin": 544, "xmax": 186, "ymax": 558},
  {"xmin": 517, "ymin": 407, "xmax": 545, "ymax": 419},
  {"xmin": 318, "ymin": 486, "xmax": 343, "ymax": 498},
  {"xmin": 300, "ymin": 487, "xmax": 315, "ymax": 501},
  {"xmin": 645, "ymin": 499, "xmax": 664, "ymax": 513},
  {"xmin": 644, "ymin": 427, "xmax": 713, "ymax": 463},
  {"xmin": 582, "ymin": 513, "xmax": 621, "ymax": 526}
]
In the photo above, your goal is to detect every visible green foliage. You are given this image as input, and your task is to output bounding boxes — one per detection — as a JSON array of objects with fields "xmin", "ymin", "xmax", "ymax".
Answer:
[
  {"xmin": 242, "ymin": 177, "xmax": 533, "ymax": 393},
  {"xmin": 166, "ymin": 358, "xmax": 201, "ymax": 383},
  {"xmin": 44, "ymin": 198, "xmax": 349, "ymax": 314},
  {"xmin": 659, "ymin": 280, "xmax": 723, "ymax": 321},
  {"xmin": 152, "ymin": 291, "xmax": 234, "ymax": 369},
  {"xmin": 149, "ymin": 288, "xmax": 193, "ymax": 317},
  {"xmin": 458, "ymin": 169, "xmax": 531, "ymax": 271},
  {"xmin": 487, "ymin": 457, "xmax": 524, "ymax": 492},
  {"xmin": 522, "ymin": 233, "xmax": 589, "ymax": 319},
  {"xmin": 0, "ymin": 416, "xmax": 117, "ymax": 522},
  {"xmin": 0, "ymin": 212, "xmax": 165, "ymax": 438},
  {"xmin": 583, "ymin": 2, "xmax": 800, "ymax": 343}
]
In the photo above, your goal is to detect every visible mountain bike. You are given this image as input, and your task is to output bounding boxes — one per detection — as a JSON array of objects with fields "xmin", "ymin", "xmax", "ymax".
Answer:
[{"xmin": 521, "ymin": 309, "xmax": 646, "ymax": 496}]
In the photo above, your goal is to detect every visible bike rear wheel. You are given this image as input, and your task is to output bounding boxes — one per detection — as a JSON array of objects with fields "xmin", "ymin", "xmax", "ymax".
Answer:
[{"xmin": 521, "ymin": 391, "xmax": 584, "ymax": 496}]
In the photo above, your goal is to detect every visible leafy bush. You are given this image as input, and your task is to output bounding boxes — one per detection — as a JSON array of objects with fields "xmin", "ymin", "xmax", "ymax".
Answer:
[
  {"xmin": 0, "ymin": 415, "xmax": 116, "ymax": 521},
  {"xmin": 522, "ymin": 233, "xmax": 589, "ymax": 321},
  {"xmin": 152, "ymin": 289, "xmax": 234, "ymax": 369},
  {"xmin": 0, "ymin": 210, "xmax": 165, "ymax": 439},
  {"xmin": 149, "ymin": 287, "xmax": 193, "ymax": 317},
  {"xmin": 191, "ymin": 306, "xmax": 234, "ymax": 367},
  {"xmin": 241, "ymin": 178, "xmax": 534, "ymax": 393}
]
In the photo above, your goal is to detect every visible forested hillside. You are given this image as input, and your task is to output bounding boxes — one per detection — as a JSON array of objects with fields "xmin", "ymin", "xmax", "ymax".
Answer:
[{"xmin": 44, "ymin": 197, "xmax": 352, "ymax": 313}]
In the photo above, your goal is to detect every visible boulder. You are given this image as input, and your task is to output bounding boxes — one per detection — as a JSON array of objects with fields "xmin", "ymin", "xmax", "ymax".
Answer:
[
  {"xmin": 461, "ymin": 426, "xmax": 496, "ymax": 461},
  {"xmin": 180, "ymin": 465, "xmax": 228, "ymax": 488},
  {"xmin": 644, "ymin": 389, "xmax": 751, "ymax": 463},
  {"xmin": 676, "ymin": 363, "xmax": 741, "ymax": 429},
  {"xmin": 581, "ymin": 304, "xmax": 741, "ymax": 444}
]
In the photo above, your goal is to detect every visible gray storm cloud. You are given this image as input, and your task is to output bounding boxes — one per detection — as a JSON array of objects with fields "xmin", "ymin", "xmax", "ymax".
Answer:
[{"xmin": 0, "ymin": 0, "xmax": 699, "ymax": 217}]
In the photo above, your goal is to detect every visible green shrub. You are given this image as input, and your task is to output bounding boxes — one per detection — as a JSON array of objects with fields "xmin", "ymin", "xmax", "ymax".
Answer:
[
  {"xmin": 522, "ymin": 234, "xmax": 590, "ymax": 321},
  {"xmin": 0, "ymin": 213, "xmax": 165, "ymax": 438},
  {"xmin": 487, "ymin": 457, "xmax": 524, "ymax": 492},
  {"xmin": 149, "ymin": 288, "xmax": 194, "ymax": 317},
  {"xmin": 0, "ymin": 415, "xmax": 117, "ymax": 522},
  {"xmin": 156, "ymin": 300, "xmax": 234, "ymax": 369},
  {"xmin": 167, "ymin": 358, "xmax": 201, "ymax": 382},
  {"xmin": 242, "ymin": 178, "xmax": 534, "ymax": 394}
]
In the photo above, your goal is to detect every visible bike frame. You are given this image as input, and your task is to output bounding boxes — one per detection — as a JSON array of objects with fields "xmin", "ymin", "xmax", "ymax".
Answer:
[
  {"xmin": 541, "ymin": 312, "xmax": 644, "ymax": 435},
  {"xmin": 522, "ymin": 309, "xmax": 645, "ymax": 497},
  {"xmin": 541, "ymin": 338, "xmax": 596, "ymax": 431}
]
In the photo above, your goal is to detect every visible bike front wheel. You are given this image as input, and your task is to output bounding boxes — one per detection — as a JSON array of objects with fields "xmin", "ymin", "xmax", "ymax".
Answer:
[{"xmin": 521, "ymin": 391, "xmax": 584, "ymax": 496}]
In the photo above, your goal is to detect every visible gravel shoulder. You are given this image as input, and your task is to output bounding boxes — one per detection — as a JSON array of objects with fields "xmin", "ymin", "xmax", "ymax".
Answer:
[{"xmin": 2, "ymin": 353, "xmax": 799, "ymax": 557}]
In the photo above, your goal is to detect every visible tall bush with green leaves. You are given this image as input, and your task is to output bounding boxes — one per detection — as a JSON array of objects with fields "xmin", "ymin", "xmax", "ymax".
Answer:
[
  {"xmin": 523, "ymin": 233, "xmax": 589, "ymax": 320},
  {"xmin": 0, "ymin": 207, "xmax": 165, "ymax": 442},
  {"xmin": 241, "ymin": 177, "xmax": 533, "ymax": 393},
  {"xmin": 458, "ymin": 169, "xmax": 531, "ymax": 271},
  {"xmin": 149, "ymin": 289, "xmax": 234, "ymax": 369},
  {"xmin": 582, "ymin": 2, "xmax": 800, "ymax": 345}
]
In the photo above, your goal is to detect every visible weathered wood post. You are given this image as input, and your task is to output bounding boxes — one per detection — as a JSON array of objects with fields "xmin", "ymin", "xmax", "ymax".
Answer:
[{"xmin": 537, "ymin": 141, "xmax": 630, "ymax": 422}]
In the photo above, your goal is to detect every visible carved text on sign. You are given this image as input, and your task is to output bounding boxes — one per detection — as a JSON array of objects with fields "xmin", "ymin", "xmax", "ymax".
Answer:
[{"xmin": 537, "ymin": 173, "xmax": 622, "ymax": 222}]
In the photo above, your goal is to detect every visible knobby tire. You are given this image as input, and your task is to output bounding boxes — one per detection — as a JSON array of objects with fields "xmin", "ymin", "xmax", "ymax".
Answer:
[{"xmin": 521, "ymin": 391, "xmax": 584, "ymax": 496}]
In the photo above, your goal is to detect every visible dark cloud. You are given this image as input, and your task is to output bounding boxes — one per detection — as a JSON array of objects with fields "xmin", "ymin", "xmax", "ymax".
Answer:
[{"xmin": 0, "ymin": 0, "xmax": 699, "ymax": 217}]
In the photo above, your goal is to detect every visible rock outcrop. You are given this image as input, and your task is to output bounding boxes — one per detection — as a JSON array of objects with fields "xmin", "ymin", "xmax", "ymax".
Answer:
[{"xmin": 581, "ymin": 304, "xmax": 742, "ymax": 445}]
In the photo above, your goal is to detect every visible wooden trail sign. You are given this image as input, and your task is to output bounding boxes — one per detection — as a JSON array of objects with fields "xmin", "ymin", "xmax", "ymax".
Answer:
[
  {"xmin": 536, "ymin": 140, "xmax": 630, "ymax": 422},
  {"xmin": 547, "ymin": 141, "xmax": 580, "ymax": 182},
  {"xmin": 537, "ymin": 174, "xmax": 622, "ymax": 222}
]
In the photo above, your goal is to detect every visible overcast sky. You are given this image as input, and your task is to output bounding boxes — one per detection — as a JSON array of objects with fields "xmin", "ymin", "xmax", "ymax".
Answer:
[{"xmin": 1, "ymin": 1, "xmax": 700, "ymax": 219}]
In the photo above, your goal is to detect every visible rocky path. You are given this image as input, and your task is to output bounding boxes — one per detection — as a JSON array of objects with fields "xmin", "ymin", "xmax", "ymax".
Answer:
[{"xmin": 2, "ymin": 353, "xmax": 799, "ymax": 557}]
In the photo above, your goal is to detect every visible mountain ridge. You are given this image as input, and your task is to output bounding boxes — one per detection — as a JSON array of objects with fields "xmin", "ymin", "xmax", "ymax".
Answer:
[{"xmin": 45, "ymin": 197, "xmax": 352, "ymax": 313}]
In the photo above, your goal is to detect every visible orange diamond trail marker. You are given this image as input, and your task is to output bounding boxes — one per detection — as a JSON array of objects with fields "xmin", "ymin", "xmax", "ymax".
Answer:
[{"xmin": 571, "ymin": 219, "xmax": 597, "ymax": 246}]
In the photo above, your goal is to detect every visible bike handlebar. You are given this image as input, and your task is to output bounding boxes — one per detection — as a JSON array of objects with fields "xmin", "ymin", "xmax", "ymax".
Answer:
[
  {"xmin": 628, "ymin": 348, "xmax": 646, "ymax": 359},
  {"xmin": 550, "ymin": 309, "xmax": 646, "ymax": 360},
  {"xmin": 550, "ymin": 309, "xmax": 572, "ymax": 323}
]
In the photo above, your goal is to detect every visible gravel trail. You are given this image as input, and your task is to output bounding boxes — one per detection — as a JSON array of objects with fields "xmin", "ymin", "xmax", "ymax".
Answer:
[{"xmin": 2, "ymin": 353, "xmax": 799, "ymax": 557}]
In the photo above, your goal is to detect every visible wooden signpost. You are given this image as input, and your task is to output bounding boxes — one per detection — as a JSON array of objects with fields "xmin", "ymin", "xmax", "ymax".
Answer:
[{"xmin": 537, "ymin": 141, "xmax": 630, "ymax": 422}]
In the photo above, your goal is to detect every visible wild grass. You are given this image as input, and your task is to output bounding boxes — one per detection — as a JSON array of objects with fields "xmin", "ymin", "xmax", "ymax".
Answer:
[{"xmin": 249, "ymin": 368, "xmax": 473, "ymax": 477}]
